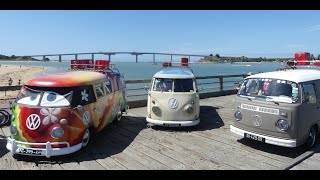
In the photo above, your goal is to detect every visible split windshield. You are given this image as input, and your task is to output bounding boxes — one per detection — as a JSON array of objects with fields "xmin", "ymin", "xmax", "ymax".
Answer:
[
  {"xmin": 16, "ymin": 85, "xmax": 96, "ymax": 107},
  {"xmin": 153, "ymin": 78, "xmax": 194, "ymax": 92},
  {"xmin": 238, "ymin": 78, "xmax": 299, "ymax": 103}
]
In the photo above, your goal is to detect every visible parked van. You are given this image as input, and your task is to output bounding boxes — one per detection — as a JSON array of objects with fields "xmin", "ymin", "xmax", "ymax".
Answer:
[
  {"xmin": 6, "ymin": 60, "xmax": 127, "ymax": 157},
  {"xmin": 146, "ymin": 58, "xmax": 200, "ymax": 127},
  {"xmin": 230, "ymin": 69, "xmax": 320, "ymax": 148}
]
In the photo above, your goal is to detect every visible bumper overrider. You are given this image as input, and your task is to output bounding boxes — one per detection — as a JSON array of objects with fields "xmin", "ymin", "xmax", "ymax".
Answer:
[
  {"xmin": 146, "ymin": 117, "xmax": 200, "ymax": 127},
  {"xmin": 230, "ymin": 125, "xmax": 297, "ymax": 147},
  {"xmin": 6, "ymin": 137, "xmax": 82, "ymax": 158}
]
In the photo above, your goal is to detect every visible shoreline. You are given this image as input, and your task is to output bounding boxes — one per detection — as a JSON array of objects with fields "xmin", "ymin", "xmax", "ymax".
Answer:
[{"xmin": 0, "ymin": 64, "xmax": 47, "ymax": 99}]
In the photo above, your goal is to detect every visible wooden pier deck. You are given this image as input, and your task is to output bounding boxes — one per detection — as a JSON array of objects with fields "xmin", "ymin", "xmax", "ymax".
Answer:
[{"xmin": 0, "ymin": 95, "xmax": 318, "ymax": 170}]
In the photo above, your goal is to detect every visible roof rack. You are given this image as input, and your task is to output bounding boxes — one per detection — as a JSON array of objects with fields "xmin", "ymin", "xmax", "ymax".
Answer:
[{"xmin": 69, "ymin": 59, "xmax": 120, "ymax": 74}]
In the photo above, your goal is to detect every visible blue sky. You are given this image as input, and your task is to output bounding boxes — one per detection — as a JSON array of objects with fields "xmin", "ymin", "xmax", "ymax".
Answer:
[{"xmin": 1, "ymin": 10, "xmax": 320, "ymax": 61}]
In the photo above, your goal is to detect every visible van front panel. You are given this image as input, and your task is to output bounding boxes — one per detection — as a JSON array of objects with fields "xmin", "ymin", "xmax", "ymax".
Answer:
[
  {"xmin": 234, "ymin": 96, "xmax": 300, "ymax": 139},
  {"xmin": 148, "ymin": 92, "xmax": 198, "ymax": 121}
]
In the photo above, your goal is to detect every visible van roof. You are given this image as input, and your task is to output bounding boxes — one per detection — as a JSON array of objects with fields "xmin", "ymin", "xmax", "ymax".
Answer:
[
  {"xmin": 25, "ymin": 71, "xmax": 108, "ymax": 87},
  {"xmin": 153, "ymin": 67, "xmax": 195, "ymax": 79},
  {"xmin": 247, "ymin": 69, "xmax": 320, "ymax": 83}
]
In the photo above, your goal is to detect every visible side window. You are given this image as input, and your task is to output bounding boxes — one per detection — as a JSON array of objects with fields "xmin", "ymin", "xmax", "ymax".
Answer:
[
  {"xmin": 94, "ymin": 83, "xmax": 104, "ymax": 99},
  {"xmin": 71, "ymin": 85, "xmax": 96, "ymax": 107},
  {"xmin": 103, "ymin": 80, "xmax": 113, "ymax": 95},
  {"xmin": 314, "ymin": 80, "xmax": 320, "ymax": 102},
  {"xmin": 119, "ymin": 77, "xmax": 126, "ymax": 90},
  {"xmin": 302, "ymin": 83, "xmax": 317, "ymax": 104}
]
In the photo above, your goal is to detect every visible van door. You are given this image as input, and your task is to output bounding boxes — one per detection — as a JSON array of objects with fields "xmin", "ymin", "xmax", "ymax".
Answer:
[{"xmin": 298, "ymin": 83, "xmax": 318, "ymax": 143}]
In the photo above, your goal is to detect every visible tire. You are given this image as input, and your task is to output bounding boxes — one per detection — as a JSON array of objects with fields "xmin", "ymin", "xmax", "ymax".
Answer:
[
  {"xmin": 113, "ymin": 111, "xmax": 122, "ymax": 123},
  {"xmin": 305, "ymin": 126, "xmax": 318, "ymax": 149},
  {"xmin": 82, "ymin": 129, "xmax": 90, "ymax": 147},
  {"xmin": 0, "ymin": 110, "xmax": 9, "ymax": 125}
]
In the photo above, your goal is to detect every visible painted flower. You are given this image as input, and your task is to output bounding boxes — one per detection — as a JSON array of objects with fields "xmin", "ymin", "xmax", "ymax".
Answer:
[
  {"xmin": 81, "ymin": 90, "xmax": 89, "ymax": 102},
  {"xmin": 40, "ymin": 108, "xmax": 61, "ymax": 125}
]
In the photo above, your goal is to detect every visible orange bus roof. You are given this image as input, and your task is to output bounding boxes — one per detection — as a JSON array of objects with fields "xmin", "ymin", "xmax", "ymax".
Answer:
[{"xmin": 25, "ymin": 71, "xmax": 108, "ymax": 87}]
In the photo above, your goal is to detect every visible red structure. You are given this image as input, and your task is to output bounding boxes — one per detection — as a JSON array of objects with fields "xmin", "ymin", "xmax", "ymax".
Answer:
[
  {"xmin": 294, "ymin": 52, "xmax": 311, "ymax": 65},
  {"xmin": 95, "ymin": 60, "xmax": 110, "ymax": 70},
  {"xmin": 181, "ymin": 58, "xmax": 189, "ymax": 67}
]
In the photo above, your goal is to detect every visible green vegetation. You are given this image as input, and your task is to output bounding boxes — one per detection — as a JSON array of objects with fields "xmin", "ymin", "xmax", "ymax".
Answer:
[
  {"xmin": 199, "ymin": 54, "xmax": 291, "ymax": 63},
  {"xmin": 0, "ymin": 54, "xmax": 43, "ymax": 61}
]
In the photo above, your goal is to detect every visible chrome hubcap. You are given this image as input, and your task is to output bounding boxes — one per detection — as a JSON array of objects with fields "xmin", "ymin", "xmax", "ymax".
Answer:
[{"xmin": 82, "ymin": 129, "xmax": 90, "ymax": 147}]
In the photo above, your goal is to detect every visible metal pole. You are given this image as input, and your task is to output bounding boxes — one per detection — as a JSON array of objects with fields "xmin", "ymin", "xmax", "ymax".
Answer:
[
  {"xmin": 136, "ymin": 55, "xmax": 138, "ymax": 63},
  {"xmin": 75, "ymin": 54, "xmax": 78, "ymax": 60},
  {"xmin": 189, "ymin": 56, "xmax": 191, "ymax": 62},
  {"xmin": 92, "ymin": 53, "xmax": 94, "ymax": 60},
  {"xmin": 108, "ymin": 54, "xmax": 111, "ymax": 60},
  {"xmin": 153, "ymin": 54, "xmax": 155, "ymax": 63},
  {"xmin": 59, "ymin": 55, "xmax": 62, "ymax": 62},
  {"xmin": 171, "ymin": 54, "xmax": 173, "ymax": 62},
  {"xmin": 43, "ymin": 56, "xmax": 46, "ymax": 61}
]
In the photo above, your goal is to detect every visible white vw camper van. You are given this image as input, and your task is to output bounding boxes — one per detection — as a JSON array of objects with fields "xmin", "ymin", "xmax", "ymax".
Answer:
[{"xmin": 146, "ymin": 59, "xmax": 200, "ymax": 127}]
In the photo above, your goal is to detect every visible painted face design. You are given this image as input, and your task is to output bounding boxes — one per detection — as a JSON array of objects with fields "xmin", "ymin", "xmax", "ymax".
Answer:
[
  {"xmin": 17, "ymin": 94, "xmax": 41, "ymax": 106},
  {"xmin": 40, "ymin": 92, "xmax": 70, "ymax": 107}
]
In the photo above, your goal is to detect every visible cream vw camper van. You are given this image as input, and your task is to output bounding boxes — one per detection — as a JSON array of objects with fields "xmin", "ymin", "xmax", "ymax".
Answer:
[
  {"xmin": 230, "ymin": 69, "xmax": 320, "ymax": 148},
  {"xmin": 146, "ymin": 59, "xmax": 200, "ymax": 127}
]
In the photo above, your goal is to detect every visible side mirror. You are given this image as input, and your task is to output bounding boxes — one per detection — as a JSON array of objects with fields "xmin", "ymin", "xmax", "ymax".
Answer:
[{"xmin": 144, "ymin": 86, "xmax": 150, "ymax": 91}]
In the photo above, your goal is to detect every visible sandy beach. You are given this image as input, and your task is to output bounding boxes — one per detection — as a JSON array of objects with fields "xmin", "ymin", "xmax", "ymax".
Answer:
[{"xmin": 0, "ymin": 64, "xmax": 46, "ymax": 99}]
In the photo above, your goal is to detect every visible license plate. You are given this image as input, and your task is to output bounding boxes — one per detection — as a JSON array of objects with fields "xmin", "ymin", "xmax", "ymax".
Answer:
[
  {"xmin": 244, "ymin": 133, "xmax": 265, "ymax": 142},
  {"xmin": 19, "ymin": 148, "xmax": 43, "ymax": 155},
  {"xmin": 163, "ymin": 123, "xmax": 181, "ymax": 127}
]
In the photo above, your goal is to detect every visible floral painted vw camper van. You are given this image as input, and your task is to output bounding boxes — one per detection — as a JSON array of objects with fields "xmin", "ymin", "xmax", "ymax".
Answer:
[
  {"xmin": 146, "ymin": 58, "xmax": 200, "ymax": 127},
  {"xmin": 230, "ymin": 69, "xmax": 320, "ymax": 148},
  {"xmin": 7, "ymin": 60, "xmax": 127, "ymax": 157}
]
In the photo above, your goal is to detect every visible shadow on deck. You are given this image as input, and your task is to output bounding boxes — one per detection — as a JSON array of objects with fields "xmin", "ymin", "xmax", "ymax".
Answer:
[
  {"xmin": 12, "ymin": 116, "xmax": 145, "ymax": 166},
  {"xmin": 150, "ymin": 106, "xmax": 224, "ymax": 132}
]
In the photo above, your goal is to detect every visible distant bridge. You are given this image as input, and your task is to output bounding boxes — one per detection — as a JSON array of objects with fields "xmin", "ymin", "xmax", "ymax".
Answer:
[{"xmin": 25, "ymin": 52, "xmax": 208, "ymax": 63}]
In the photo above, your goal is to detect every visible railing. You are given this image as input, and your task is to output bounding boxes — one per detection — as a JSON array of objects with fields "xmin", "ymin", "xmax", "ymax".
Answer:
[
  {"xmin": 126, "ymin": 74, "xmax": 247, "ymax": 108},
  {"xmin": 0, "ymin": 74, "xmax": 248, "ymax": 108}
]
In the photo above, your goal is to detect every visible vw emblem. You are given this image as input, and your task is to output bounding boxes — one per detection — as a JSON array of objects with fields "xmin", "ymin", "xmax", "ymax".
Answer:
[
  {"xmin": 83, "ymin": 111, "xmax": 90, "ymax": 125},
  {"xmin": 168, "ymin": 98, "xmax": 179, "ymax": 109},
  {"xmin": 26, "ymin": 114, "xmax": 41, "ymax": 130},
  {"xmin": 252, "ymin": 115, "xmax": 262, "ymax": 127}
]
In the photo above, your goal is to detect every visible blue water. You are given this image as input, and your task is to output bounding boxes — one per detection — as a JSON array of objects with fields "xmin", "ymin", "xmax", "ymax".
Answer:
[
  {"xmin": 0, "ymin": 61, "xmax": 285, "ymax": 80},
  {"xmin": 0, "ymin": 61, "xmax": 286, "ymax": 100}
]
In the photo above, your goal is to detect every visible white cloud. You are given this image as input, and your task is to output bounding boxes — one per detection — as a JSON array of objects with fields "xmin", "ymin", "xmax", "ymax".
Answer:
[{"xmin": 306, "ymin": 25, "xmax": 320, "ymax": 32}]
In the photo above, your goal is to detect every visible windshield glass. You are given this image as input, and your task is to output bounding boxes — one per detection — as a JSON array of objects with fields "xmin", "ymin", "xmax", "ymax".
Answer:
[
  {"xmin": 238, "ymin": 78, "xmax": 299, "ymax": 103},
  {"xmin": 153, "ymin": 78, "xmax": 173, "ymax": 92},
  {"xmin": 174, "ymin": 79, "xmax": 194, "ymax": 92},
  {"xmin": 16, "ymin": 86, "xmax": 72, "ymax": 107}
]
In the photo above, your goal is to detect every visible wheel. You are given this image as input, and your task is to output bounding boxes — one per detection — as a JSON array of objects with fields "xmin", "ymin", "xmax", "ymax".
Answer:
[
  {"xmin": 0, "ymin": 110, "xmax": 9, "ymax": 125},
  {"xmin": 82, "ymin": 129, "xmax": 90, "ymax": 147},
  {"xmin": 305, "ymin": 126, "xmax": 318, "ymax": 149},
  {"xmin": 113, "ymin": 111, "xmax": 122, "ymax": 123}
]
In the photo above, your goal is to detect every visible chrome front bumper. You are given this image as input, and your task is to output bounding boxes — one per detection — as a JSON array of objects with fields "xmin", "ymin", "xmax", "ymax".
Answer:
[{"xmin": 6, "ymin": 137, "xmax": 83, "ymax": 158}]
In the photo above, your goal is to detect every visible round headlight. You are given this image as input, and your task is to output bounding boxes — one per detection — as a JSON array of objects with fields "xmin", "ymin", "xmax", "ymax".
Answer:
[
  {"xmin": 152, "ymin": 106, "xmax": 161, "ymax": 117},
  {"xmin": 234, "ymin": 110, "xmax": 242, "ymax": 121},
  {"xmin": 50, "ymin": 127, "xmax": 64, "ymax": 139},
  {"xmin": 10, "ymin": 124, "xmax": 17, "ymax": 135},
  {"xmin": 184, "ymin": 105, "xmax": 194, "ymax": 114},
  {"xmin": 276, "ymin": 119, "xmax": 289, "ymax": 131}
]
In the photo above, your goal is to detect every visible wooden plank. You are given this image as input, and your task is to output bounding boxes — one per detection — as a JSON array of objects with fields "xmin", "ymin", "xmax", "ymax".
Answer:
[
  {"xmin": 101, "ymin": 129, "xmax": 171, "ymax": 170},
  {"xmin": 118, "ymin": 121, "xmax": 235, "ymax": 169},
  {"xmin": 104, "ymin": 124, "xmax": 190, "ymax": 170}
]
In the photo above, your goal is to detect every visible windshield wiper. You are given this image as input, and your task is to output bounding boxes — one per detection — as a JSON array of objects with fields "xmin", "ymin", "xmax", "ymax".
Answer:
[{"xmin": 266, "ymin": 97, "xmax": 280, "ymax": 105}]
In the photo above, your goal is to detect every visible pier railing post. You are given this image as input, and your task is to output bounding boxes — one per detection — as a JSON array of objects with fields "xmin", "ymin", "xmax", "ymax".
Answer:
[{"xmin": 219, "ymin": 77, "xmax": 223, "ymax": 91}]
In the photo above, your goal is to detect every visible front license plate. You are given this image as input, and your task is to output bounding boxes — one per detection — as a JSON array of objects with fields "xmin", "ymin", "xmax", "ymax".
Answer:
[
  {"xmin": 163, "ymin": 123, "xmax": 181, "ymax": 127},
  {"xmin": 19, "ymin": 148, "xmax": 43, "ymax": 155},
  {"xmin": 244, "ymin": 133, "xmax": 265, "ymax": 142}
]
